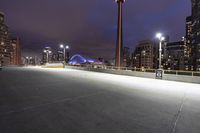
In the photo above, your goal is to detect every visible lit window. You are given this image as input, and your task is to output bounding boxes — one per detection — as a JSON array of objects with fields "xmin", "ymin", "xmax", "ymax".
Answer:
[{"xmin": 197, "ymin": 59, "xmax": 200, "ymax": 62}]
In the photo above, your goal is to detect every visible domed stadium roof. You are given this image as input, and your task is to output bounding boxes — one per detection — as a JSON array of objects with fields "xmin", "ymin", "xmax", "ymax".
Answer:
[{"xmin": 68, "ymin": 54, "xmax": 102, "ymax": 65}]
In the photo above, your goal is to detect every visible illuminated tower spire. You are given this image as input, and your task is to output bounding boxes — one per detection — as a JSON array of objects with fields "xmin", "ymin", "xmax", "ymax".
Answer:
[{"xmin": 115, "ymin": 0, "xmax": 125, "ymax": 68}]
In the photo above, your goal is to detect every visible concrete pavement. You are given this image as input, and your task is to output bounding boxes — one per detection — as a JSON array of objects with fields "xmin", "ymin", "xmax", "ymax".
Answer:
[{"xmin": 0, "ymin": 67, "xmax": 200, "ymax": 133}]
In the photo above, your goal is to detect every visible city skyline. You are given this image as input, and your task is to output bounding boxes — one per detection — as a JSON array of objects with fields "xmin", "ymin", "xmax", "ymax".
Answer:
[
  {"xmin": 1, "ymin": 1, "xmax": 200, "ymax": 133},
  {"xmin": 0, "ymin": 0, "xmax": 191, "ymax": 59}
]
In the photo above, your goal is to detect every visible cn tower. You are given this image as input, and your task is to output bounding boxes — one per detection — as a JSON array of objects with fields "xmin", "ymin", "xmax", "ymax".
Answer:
[{"xmin": 115, "ymin": 0, "xmax": 125, "ymax": 68}]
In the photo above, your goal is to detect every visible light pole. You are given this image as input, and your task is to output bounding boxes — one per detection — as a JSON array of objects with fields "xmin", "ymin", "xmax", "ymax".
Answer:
[
  {"xmin": 60, "ymin": 44, "xmax": 69, "ymax": 63},
  {"xmin": 115, "ymin": 0, "xmax": 125, "ymax": 68},
  {"xmin": 25, "ymin": 56, "xmax": 33, "ymax": 66},
  {"xmin": 26, "ymin": 56, "xmax": 29, "ymax": 66},
  {"xmin": 43, "ymin": 49, "xmax": 52, "ymax": 63},
  {"xmin": 156, "ymin": 33, "xmax": 165, "ymax": 69}
]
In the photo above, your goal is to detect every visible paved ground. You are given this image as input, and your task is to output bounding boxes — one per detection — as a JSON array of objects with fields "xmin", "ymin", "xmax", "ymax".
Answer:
[{"xmin": 0, "ymin": 67, "xmax": 200, "ymax": 133}]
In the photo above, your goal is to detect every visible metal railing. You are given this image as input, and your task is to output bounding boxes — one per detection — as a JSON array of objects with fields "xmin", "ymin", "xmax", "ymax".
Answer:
[{"xmin": 66, "ymin": 65, "xmax": 200, "ymax": 77}]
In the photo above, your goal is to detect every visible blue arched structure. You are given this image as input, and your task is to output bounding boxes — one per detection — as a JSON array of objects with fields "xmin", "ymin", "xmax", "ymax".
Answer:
[{"xmin": 68, "ymin": 54, "xmax": 99, "ymax": 65}]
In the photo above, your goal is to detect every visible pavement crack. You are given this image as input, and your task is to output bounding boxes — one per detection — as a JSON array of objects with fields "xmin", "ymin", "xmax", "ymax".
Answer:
[{"xmin": 168, "ymin": 92, "xmax": 187, "ymax": 133}]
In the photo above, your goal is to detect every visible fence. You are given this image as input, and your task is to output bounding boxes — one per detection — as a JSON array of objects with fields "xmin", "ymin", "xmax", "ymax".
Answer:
[{"xmin": 66, "ymin": 65, "xmax": 200, "ymax": 77}]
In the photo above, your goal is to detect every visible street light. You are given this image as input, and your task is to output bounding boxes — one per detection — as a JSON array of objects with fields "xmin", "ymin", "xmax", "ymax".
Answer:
[
  {"xmin": 156, "ymin": 33, "xmax": 165, "ymax": 69},
  {"xmin": 26, "ymin": 56, "xmax": 29, "ymax": 66},
  {"xmin": 115, "ymin": 0, "xmax": 125, "ymax": 68},
  {"xmin": 25, "ymin": 56, "xmax": 33, "ymax": 66},
  {"xmin": 43, "ymin": 49, "xmax": 52, "ymax": 63},
  {"xmin": 59, "ymin": 44, "xmax": 70, "ymax": 63}
]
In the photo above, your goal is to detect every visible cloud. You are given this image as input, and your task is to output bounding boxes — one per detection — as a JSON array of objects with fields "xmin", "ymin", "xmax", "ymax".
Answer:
[{"xmin": 0, "ymin": 0, "xmax": 191, "ymax": 59}]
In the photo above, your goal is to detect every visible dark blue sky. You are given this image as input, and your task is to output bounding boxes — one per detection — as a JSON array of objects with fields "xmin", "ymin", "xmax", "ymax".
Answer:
[{"xmin": 0, "ymin": 0, "xmax": 191, "ymax": 59}]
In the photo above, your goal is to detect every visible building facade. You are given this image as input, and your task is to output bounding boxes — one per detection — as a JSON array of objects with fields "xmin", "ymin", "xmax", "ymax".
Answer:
[
  {"xmin": 132, "ymin": 40, "xmax": 154, "ymax": 69},
  {"xmin": 53, "ymin": 51, "xmax": 64, "ymax": 62},
  {"xmin": 11, "ymin": 37, "xmax": 21, "ymax": 65},
  {"xmin": 0, "ymin": 12, "xmax": 12, "ymax": 65},
  {"xmin": 164, "ymin": 41, "xmax": 185, "ymax": 70},
  {"xmin": 186, "ymin": 0, "xmax": 200, "ymax": 71},
  {"xmin": 185, "ymin": 16, "xmax": 193, "ymax": 70},
  {"xmin": 42, "ymin": 47, "xmax": 52, "ymax": 64},
  {"xmin": 122, "ymin": 47, "xmax": 131, "ymax": 67}
]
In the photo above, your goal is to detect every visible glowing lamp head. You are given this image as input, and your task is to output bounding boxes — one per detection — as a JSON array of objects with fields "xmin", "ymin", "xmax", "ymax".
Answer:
[
  {"xmin": 60, "ymin": 44, "xmax": 64, "ymax": 48},
  {"xmin": 66, "ymin": 45, "xmax": 69, "ymax": 49},
  {"xmin": 156, "ymin": 33, "xmax": 162, "ymax": 39},
  {"xmin": 156, "ymin": 33, "xmax": 165, "ymax": 41},
  {"xmin": 48, "ymin": 51, "xmax": 52, "ymax": 54},
  {"xmin": 43, "ymin": 50, "xmax": 47, "ymax": 53},
  {"xmin": 161, "ymin": 37, "xmax": 165, "ymax": 41}
]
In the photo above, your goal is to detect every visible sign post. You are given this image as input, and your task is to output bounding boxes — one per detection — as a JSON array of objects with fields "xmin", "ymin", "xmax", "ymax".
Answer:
[{"xmin": 156, "ymin": 69, "xmax": 163, "ymax": 79}]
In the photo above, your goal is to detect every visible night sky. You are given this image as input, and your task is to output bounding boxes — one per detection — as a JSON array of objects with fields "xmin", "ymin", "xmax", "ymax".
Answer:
[{"xmin": 0, "ymin": 0, "xmax": 191, "ymax": 59}]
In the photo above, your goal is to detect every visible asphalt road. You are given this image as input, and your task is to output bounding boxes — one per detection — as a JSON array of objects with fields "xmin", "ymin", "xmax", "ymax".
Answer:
[{"xmin": 0, "ymin": 67, "xmax": 200, "ymax": 133}]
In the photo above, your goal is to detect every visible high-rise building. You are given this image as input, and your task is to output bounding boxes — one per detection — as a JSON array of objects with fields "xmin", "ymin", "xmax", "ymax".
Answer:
[
  {"xmin": 0, "ymin": 12, "xmax": 12, "ymax": 65},
  {"xmin": 186, "ymin": 16, "xmax": 193, "ymax": 47},
  {"xmin": 192, "ymin": 0, "xmax": 200, "ymax": 16},
  {"xmin": 122, "ymin": 47, "xmax": 131, "ymax": 67},
  {"xmin": 132, "ymin": 40, "xmax": 154, "ymax": 69},
  {"xmin": 11, "ymin": 37, "xmax": 21, "ymax": 65},
  {"xmin": 51, "ymin": 51, "xmax": 63, "ymax": 62},
  {"xmin": 164, "ymin": 41, "xmax": 185, "ymax": 70},
  {"xmin": 185, "ymin": 16, "xmax": 193, "ymax": 70},
  {"xmin": 190, "ymin": 0, "xmax": 200, "ymax": 70}
]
